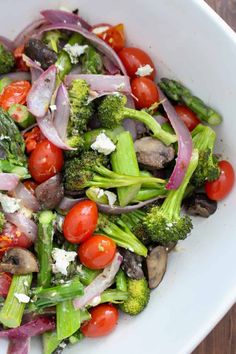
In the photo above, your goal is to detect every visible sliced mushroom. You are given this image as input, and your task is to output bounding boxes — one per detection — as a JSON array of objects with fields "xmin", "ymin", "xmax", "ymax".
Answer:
[
  {"xmin": 134, "ymin": 137, "xmax": 175, "ymax": 170},
  {"xmin": 25, "ymin": 38, "xmax": 58, "ymax": 70},
  {"xmin": 0, "ymin": 248, "xmax": 39, "ymax": 274},
  {"xmin": 35, "ymin": 174, "xmax": 64, "ymax": 210},
  {"xmin": 146, "ymin": 246, "xmax": 168, "ymax": 289},
  {"xmin": 119, "ymin": 248, "xmax": 144, "ymax": 280},
  {"xmin": 184, "ymin": 193, "xmax": 217, "ymax": 218}
]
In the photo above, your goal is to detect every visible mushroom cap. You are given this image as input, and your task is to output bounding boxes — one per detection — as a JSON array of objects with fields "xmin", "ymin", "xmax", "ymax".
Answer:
[
  {"xmin": 146, "ymin": 246, "xmax": 168, "ymax": 289},
  {"xmin": 0, "ymin": 248, "xmax": 39, "ymax": 274}
]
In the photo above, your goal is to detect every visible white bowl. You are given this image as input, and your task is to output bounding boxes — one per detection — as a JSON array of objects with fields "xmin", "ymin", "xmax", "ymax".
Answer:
[{"xmin": 1, "ymin": 0, "xmax": 236, "ymax": 353}]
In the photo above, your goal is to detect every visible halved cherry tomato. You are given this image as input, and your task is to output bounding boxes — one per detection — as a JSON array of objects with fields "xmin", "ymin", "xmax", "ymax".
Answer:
[
  {"xmin": 91, "ymin": 23, "xmax": 112, "ymax": 35},
  {"xmin": 96, "ymin": 24, "xmax": 125, "ymax": 52},
  {"xmin": 28, "ymin": 139, "xmax": 64, "ymax": 183},
  {"xmin": 175, "ymin": 105, "xmax": 200, "ymax": 131},
  {"xmin": 0, "ymin": 222, "xmax": 33, "ymax": 255},
  {"xmin": 23, "ymin": 127, "xmax": 45, "ymax": 154},
  {"xmin": 205, "ymin": 160, "xmax": 235, "ymax": 201},
  {"xmin": 63, "ymin": 200, "xmax": 98, "ymax": 244},
  {"xmin": 131, "ymin": 77, "xmax": 159, "ymax": 109},
  {"xmin": 0, "ymin": 81, "xmax": 31, "ymax": 110},
  {"xmin": 118, "ymin": 47, "xmax": 155, "ymax": 80},
  {"xmin": 0, "ymin": 273, "xmax": 12, "ymax": 297},
  {"xmin": 78, "ymin": 234, "xmax": 116, "ymax": 270},
  {"xmin": 81, "ymin": 304, "xmax": 119, "ymax": 337},
  {"xmin": 23, "ymin": 180, "xmax": 38, "ymax": 195},
  {"xmin": 14, "ymin": 45, "xmax": 29, "ymax": 72}
]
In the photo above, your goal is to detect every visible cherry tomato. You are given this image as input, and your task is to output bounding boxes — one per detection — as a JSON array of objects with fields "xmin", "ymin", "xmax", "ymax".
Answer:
[
  {"xmin": 28, "ymin": 139, "xmax": 64, "ymax": 183},
  {"xmin": 23, "ymin": 180, "xmax": 38, "ymax": 195},
  {"xmin": 0, "ymin": 81, "xmax": 31, "ymax": 110},
  {"xmin": 23, "ymin": 127, "xmax": 45, "ymax": 154},
  {"xmin": 13, "ymin": 45, "xmax": 29, "ymax": 72},
  {"xmin": 174, "ymin": 105, "xmax": 200, "ymax": 131},
  {"xmin": 97, "ymin": 24, "xmax": 125, "ymax": 52},
  {"xmin": 0, "ymin": 222, "xmax": 32, "ymax": 254},
  {"xmin": 91, "ymin": 23, "xmax": 111, "ymax": 35},
  {"xmin": 78, "ymin": 234, "xmax": 116, "ymax": 270},
  {"xmin": 205, "ymin": 160, "xmax": 235, "ymax": 201},
  {"xmin": 0, "ymin": 273, "xmax": 12, "ymax": 297},
  {"xmin": 81, "ymin": 304, "xmax": 119, "ymax": 337},
  {"xmin": 118, "ymin": 47, "xmax": 155, "ymax": 80},
  {"xmin": 131, "ymin": 77, "xmax": 159, "ymax": 109},
  {"xmin": 63, "ymin": 200, "xmax": 98, "ymax": 244}
]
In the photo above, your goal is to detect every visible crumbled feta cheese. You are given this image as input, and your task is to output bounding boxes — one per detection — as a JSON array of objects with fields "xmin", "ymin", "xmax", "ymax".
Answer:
[
  {"xmin": 15, "ymin": 293, "xmax": 30, "ymax": 303},
  {"xmin": 0, "ymin": 194, "xmax": 21, "ymax": 213},
  {"xmin": 76, "ymin": 264, "xmax": 83, "ymax": 273},
  {"xmin": 50, "ymin": 104, "xmax": 57, "ymax": 111},
  {"xmin": 93, "ymin": 188, "xmax": 105, "ymax": 199},
  {"xmin": 91, "ymin": 133, "xmax": 116, "ymax": 155},
  {"xmin": 64, "ymin": 43, "xmax": 88, "ymax": 64},
  {"xmin": 52, "ymin": 248, "xmax": 77, "ymax": 276},
  {"xmin": 104, "ymin": 191, "xmax": 117, "ymax": 207},
  {"xmin": 0, "ymin": 135, "xmax": 10, "ymax": 141},
  {"xmin": 115, "ymin": 82, "xmax": 126, "ymax": 91},
  {"xmin": 89, "ymin": 296, "xmax": 101, "ymax": 307},
  {"xmin": 92, "ymin": 25, "xmax": 110, "ymax": 35},
  {"xmin": 59, "ymin": 342, "xmax": 67, "ymax": 349},
  {"xmin": 135, "ymin": 64, "xmax": 154, "ymax": 77}
]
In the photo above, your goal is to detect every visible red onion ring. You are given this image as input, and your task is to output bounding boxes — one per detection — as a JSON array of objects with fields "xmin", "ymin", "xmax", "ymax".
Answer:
[
  {"xmin": 8, "ymin": 337, "xmax": 30, "ymax": 354},
  {"xmin": 54, "ymin": 83, "xmax": 70, "ymax": 141},
  {"xmin": 5, "ymin": 212, "xmax": 38, "ymax": 242},
  {"xmin": 0, "ymin": 36, "xmax": 15, "ymax": 51},
  {"xmin": 12, "ymin": 182, "xmax": 40, "ymax": 212},
  {"xmin": 14, "ymin": 18, "xmax": 48, "ymax": 47},
  {"xmin": 41, "ymin": 9, "xmax": 92, "ymax": 31},
  {"xmin": 0, "ymin": 72, "xmax": 31, "ymax": 82},
  {"xmin": 0, "ymin": 173, "xmax": 19, "ymax": 191}
]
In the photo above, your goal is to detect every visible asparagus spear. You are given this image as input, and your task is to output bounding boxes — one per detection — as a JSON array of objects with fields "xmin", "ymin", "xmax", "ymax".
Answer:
[
  {"xmin": 77, "ymin": 265, "xmax": 100, "ymax": 286},
  {"xmin": 111, "ymin": 131, "xmax": 141, "ymax": 207},
  {"xmin": 43, "ymin": 331, "xmax": 62, "ymax": 354},
  {"xmin": 36, "ymin": 210, "xmax": 55, "ymax": 288},
  {"xmin": 159, "ymin": 78, "xmax": 222, "ymax": 125},
  {"xmin": 0, "ymin": 274, "xmax": 32, "ymax": 328}
]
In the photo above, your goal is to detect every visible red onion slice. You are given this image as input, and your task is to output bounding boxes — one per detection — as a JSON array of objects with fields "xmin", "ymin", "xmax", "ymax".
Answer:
[
  {"xmin": 157, "ymin": 87, "xmax": 193, "ymax": 190},
  {"xmin": 41, "ymin": 9, "xmax": 92, "ymax": 30},
  {"xmin": 27, "ymin": 65, "xmax": 57, "ymax": 118},
  {"xmin": 0, "ymin": 317, "xmax": 55, "ymax": 339},
  {"xmin": 0, "ymin": 36, "xmax": 15, "ymax": 51},
  {"xmin": 65, "ymin": 74, "xmax": 131, "ymax": 93},
  {"xmin": 5, "ymin": 212, "xmax": 38, "ymax": 242},
  {"xmin": 73, "ymin": 252, "xmax": 122, "ymax": 309},
  {"xmin": 54, "ymin": 83, "xmax": 70, "ymax": 141},
  {"xmin": 37, "ymin": 112, "xmax": 74, "ymax": 150},
  {"xmin": 14, "ymin": 18, "xmax": 47, "ymax": 47},
  {"xmin": 8, "ymin": 338, "xmax": 30, "ymax": 354},
  {"xmin": 0, "ymin": 72, "xmax": 31, "ymax": 82},
  {"xmin": 35, "ymin": 174, "xmax": 64, "ymax": 210},
  {"xmin": 0, "ymin": 173, "xmax": 19, "ymax": 191},
  {"xmin": 35, "ymin": 23, "xmax": 127, "ymax": 74},
  {"xmin": 12, "ymin": 182, "xmax": 40, "ymax": 212},
  {"xmin": 22, "ymin": 54, "xmax": 44, "ymax": 83},
  {"xmin": 103, "ymin": 56, "xmax": 120, "ymax": 75},
  {"xmin": 58, "ymin": 196, "xmax": 87, "ymax": 211}
]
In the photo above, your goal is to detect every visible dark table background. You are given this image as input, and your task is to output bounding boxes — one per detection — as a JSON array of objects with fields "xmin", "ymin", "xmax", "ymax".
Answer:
[{"xmin": 193, "ymin": 1, "xmax": 236, "ymax": 354}]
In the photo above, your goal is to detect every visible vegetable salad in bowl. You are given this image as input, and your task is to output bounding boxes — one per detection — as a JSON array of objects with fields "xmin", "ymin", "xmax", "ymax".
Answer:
[{"xmin": 0, "ymin": 7, "xmax": 234, "ymax": 354}]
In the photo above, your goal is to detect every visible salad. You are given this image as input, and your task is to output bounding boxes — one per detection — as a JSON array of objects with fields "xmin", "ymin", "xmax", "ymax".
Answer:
[{"xmin": 0, "ymin": 7, "xmax": 235, "ymax": 354}]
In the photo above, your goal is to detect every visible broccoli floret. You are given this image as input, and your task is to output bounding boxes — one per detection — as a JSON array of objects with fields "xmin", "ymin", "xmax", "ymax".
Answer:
[
  {"xmin": 97, "ymin": 213, "xmax": 147, "ymax": 257},
  {"xmin": 97, "ymin": 94, "xmax": 177, "ymax": 146},
  {"xmin": 0, "ymin": 44, "xmax": 15, "ymax": 74},
  {"xmin": 0, "ymin": 108, "xmax": 29, "ymax": 178},
  {"xmin": 67, "ymin": 79, "xmax": 94, "ymax": 137},
  {"xmin": 64, "ymin": 135, "xmax": 86, "ymax": 159},
  {"xmin": 43, "ymin": 30, "xmax": 68, "ymax": 53},
  {"xmin": 0, "ymin": 212, "xmax": 5, "ymax": 233},
  {"xmin": 120, "ymin": 210, "xmax": 151, "ymax": 245},
  {"xmin": 191, "ymin": 124, "xmax": 220, "ymax": 186},
  {"xmin": 120, "ymin": 278, "xmax": 150, "ymax": 315},
  {"xmin": 64, "ymin": 151, "xmax": 165, "ymax": 195}
]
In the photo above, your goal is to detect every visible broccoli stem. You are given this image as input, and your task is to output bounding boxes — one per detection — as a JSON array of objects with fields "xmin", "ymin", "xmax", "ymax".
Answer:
[
  {"xmin": 77, "ymin": 266, "xmax": 100, "ymax": 286},
  {"xmin": 162, "ymin": 149, "xmax": 199, "ymax": 218},
  {"xmin": 56, "ymin": 51, "xmax": 72, "ymax": 80},
  {"xmin": 111, "ymin": 131, "xmax": 141, "ymax": 206},
  {"xmin": 56, "ymin": 300, "xmax": 81, "ymax": 340},
  {"xmin": 43, "ymin": 331, "xmax": 62, "ymax": 354},
  {"xmin": 98, "ymin": 214, "xmax": 147, "ymax": 256},
  {"xmin": 0, "ymin": 274, "xmax": 32, "ymax": 328},
  {"xmin": 116, "ymin": 270, "xmax": 128, "ymax": 292},
  {"xmin": 134, "ymin": 188, "xmax": 167, "ymax": 202},
  {"xmin": 123, "ymin": 108, "xmax": 177, "ymax": 146},
  {"xmin": 30, "ymin": 277, "xmax": 84, "ymax": 309},
  {"xmin": 83, "ymin": 126, "xmax": 125, "ymax": 148},
  {"xmin": 192, "ymin": 124, "xmax": 216, "ymax": 151},
  {"xmin": 36, "ymin": 211, "xmax": 55, "ymax": 288},
  {"xmin": 99, "ymin": 289, "xmax": 128, "ymax": 304},
  {"xmin": 159, "ymin": 78, "xmax": 222, "ymax": 125}
]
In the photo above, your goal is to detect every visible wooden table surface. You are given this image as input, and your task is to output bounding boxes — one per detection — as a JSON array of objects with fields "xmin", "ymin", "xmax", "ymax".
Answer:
[{"xmin": 193, "ymin": 1, "xmax": 236, "ymax": 354}]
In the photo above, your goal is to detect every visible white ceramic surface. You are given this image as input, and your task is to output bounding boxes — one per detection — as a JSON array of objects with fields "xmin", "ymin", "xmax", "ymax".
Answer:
[{"xmin": 1, "ymin": 0, "xmax": 236, "ymax": 353}]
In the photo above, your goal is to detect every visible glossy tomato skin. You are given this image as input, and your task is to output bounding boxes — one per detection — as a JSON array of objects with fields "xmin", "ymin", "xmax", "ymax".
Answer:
[
  {"xmin": 0, "ymin": 222, "xmax": 32, "ymax": 255},
  {"xmin": 28, "ymin": 140, "xmax": 64, "ymax": 183},
  {"xmin": 23, "ymin": 180, "xmax": 38, "ymax": 195},
  {"xmin": 63, "ymin": 200, "xmax": 98, "ymax": 244},
  {"xmin": 78, "ymin": 234, "xmax": 116, "ymax": 270},
  {"xmin": 0, "ymin": 273, "xmax": 12, "ymax": 297},
  {"xmin": 118, "ymin": 47, "xmax": 155, "ymax": 80},
  {"xmin": 81, "ymin": 304, "xmax": 119, "ymax": 337},
  {"xmin": 205, "ymin": 160, "xmax": 235, "ymax": 201},
  {"xmin": 175, "ymin": 105, "xmax": 200, "ymax": 131},
  {"xmin": 98, "ymin": 24, "xmax": 125, "ymax": 52},
  {"xmin": 131, "ymin": 77, "xmax": 159, "ymax": 109},
  {"xmin": 0, "ymin": 81, "xmax": 31, "ymax": 110}
]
